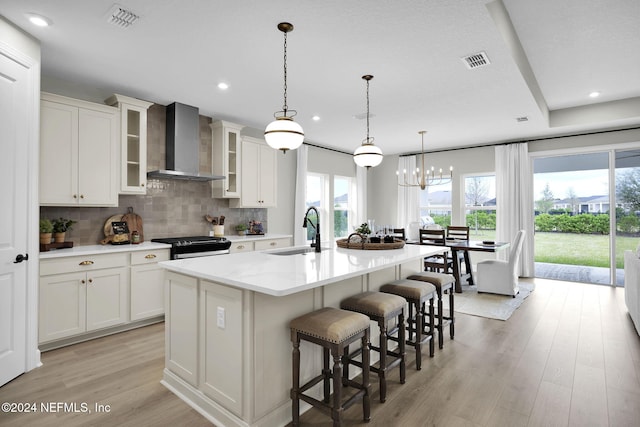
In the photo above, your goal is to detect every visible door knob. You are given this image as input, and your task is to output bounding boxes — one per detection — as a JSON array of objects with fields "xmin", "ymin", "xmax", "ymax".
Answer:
[{"xmin": 14, "ymin": 253, "xmax": 29, "ymax": 263}]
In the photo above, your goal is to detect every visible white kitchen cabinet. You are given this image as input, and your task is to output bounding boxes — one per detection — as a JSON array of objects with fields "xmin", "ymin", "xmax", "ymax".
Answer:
[
  {"xmin": 228, "ymin": 237, "xmax": 292, "ymax": 253},
  {"xmin": 106, "ymin": 94, "xmax": 153, "ymax": 194},
  {"xmin": 211, "ymin": 120, "xmax": 244, "ymax": 198},
  {"xmin": 229, "ymin": 136, "xmax": 277, "ymax": 208},
  {"xmin": 130, "ymin": 249, "xmax": 170, "ymax": 320},
  {"xmin": 39, "ymin": 253, "xmax": 128, "ymax": 343},
  {"xmin": 40, "ymin": 92, "xmax": 119, "ymax": 206}
]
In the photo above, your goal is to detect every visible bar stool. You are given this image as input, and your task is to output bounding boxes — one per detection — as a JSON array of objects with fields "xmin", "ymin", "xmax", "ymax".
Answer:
[
  {"xmin": 406, "ymin": 272, "xmax": 455, "ymax": 349},
  {"xmin": 340, "ymin": 291, "xmax": 406, "ymax": 402},
  {"xmin": 290, "ymin": 307, "xmax": 371, "ymax": 427},
  {"xmin": 379, "ymin": 279, "xmax": 437, "ymax": 370}
]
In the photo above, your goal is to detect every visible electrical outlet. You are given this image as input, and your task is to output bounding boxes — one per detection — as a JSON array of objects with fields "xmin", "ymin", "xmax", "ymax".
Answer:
[{"xmin": 217, "ymin": 306, "xmax": 225, "ymax": 329}]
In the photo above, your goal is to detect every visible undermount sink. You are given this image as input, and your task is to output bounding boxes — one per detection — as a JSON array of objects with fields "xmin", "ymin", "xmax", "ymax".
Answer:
[{"xmin": 269, "ymin": 247, "xmax": 328, "ymax": 256}]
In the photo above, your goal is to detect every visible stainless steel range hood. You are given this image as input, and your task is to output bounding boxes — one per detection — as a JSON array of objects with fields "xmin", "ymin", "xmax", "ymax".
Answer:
[{"xmin": 147, "ymin": 102, "xmax": 224, "ymax": 181}]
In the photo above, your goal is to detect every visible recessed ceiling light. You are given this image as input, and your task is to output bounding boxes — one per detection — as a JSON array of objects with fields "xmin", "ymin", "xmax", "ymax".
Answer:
[
  {"xmin": 312, "ymin": 115, "xmax": 320, "ymax": 121},
  {"xmin": 217, "ymin": 82, "xmax": 229, "ymax": 90},
  {"xmin": 516, "ymin": 116, "xmax": 529, "ymax": 122},
  {"xmin": 26, "ymin": 13, "xmax": 52, "ymax": 27},
  {"xmin": 589, "ymin": 91, "xmax": 601, "ymax": 98}
]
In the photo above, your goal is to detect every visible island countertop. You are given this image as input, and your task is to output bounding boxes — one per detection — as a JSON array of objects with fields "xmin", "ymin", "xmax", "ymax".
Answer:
[{"xmin": 159, "ymin": 243, "xmax": 445, "ymax": 296}]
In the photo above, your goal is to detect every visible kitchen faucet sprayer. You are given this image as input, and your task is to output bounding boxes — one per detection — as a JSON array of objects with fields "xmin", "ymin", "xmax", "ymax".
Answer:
[{"xmin": 302, "ymin": 206, "xmax": 321, "ymax": 252}]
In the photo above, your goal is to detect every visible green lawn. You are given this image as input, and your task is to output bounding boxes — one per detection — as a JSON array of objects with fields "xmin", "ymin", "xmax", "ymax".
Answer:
[{"xmin": 469, "ymin": 229, "xmax": 638, "ymax": 268}]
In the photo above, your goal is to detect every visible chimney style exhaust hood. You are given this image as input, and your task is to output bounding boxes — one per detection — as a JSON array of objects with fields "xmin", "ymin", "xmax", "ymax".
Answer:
[{"xmin": 147, "ymin": 102, "xmax": 224, "ymax": 181}]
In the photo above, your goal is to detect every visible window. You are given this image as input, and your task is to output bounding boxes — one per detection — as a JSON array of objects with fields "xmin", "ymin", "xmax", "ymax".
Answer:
[
  {"xmin": 419, "ymin": 181, "xmax": 452, "ymax": 227},
  {"xmin": 464, "ymin": 174, "xmax": 496, "ymax": 238},
  {"xmin": 306, "ymin": 173, "xmax": 355, "ymax": 242}
]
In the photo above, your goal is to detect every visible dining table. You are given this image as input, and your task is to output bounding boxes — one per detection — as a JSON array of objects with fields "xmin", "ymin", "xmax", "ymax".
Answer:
[{"xmin": 407, "ymin": 238, "xmax": 511, "ymax": 293}]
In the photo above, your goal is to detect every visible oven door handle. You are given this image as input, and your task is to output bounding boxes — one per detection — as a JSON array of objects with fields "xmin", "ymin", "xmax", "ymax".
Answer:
[{"xmin": 174, "ymin": 249, "xmax": 230, "ymax": 259}]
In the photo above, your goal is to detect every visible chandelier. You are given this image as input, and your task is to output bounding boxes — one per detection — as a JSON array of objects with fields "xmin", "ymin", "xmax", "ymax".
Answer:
[
  {"xmin": 353, "ymin": 75, "xmax": 383, "ymax": 168},
  {"xmin": 264, "ymin": 22, "xmax": 304, "ymax": 153},
  {"xmin": 397, "ymin": 131, "xmax": 452, "ymax": 190}
]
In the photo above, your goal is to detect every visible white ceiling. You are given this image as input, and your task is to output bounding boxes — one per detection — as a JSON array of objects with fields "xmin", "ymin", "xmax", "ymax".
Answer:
[{"xmin": 2, "ymin": 0, "xmax": 640, "ymax": 156}]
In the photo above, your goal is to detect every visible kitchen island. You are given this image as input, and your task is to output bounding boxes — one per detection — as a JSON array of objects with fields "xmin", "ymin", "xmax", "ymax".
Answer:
[{"xmin": 158, "ymin": 243, "xmax": 445, "ymax": 427}]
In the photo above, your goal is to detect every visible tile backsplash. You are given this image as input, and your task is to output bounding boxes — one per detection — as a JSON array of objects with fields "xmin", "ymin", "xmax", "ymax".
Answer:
[{"xmin": 40, "ymin": 103, "xmax": 266, "ymax": 246}]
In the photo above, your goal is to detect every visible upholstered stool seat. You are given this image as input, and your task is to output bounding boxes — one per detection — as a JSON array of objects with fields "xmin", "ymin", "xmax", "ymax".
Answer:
[
  {"xmin": 290, "ymin": 307, "xmax": 372, "ymax": 426},
  {"xmin": 340, "ymin": 291, "xmax": 406, "ymax": 402},
  {"xmin": 406, "ymin": 272, "xmax": 455, "ymax": 349},
  {"xmin": 380, "ymin": 279, "xmax": 437, "ymax": 370}
]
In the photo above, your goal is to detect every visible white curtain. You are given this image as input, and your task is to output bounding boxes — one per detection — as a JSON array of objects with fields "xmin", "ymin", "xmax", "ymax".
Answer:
[
  {"xmin": 495, "ymin": 143, "xmax": 534, "ymax": 277},
  {"xmin": 293, "ymin": 144, "xmax": 308, "ymax": 246},
  {"xmin": 397, "ymin": 156, "xmax": 421, "ymax": 234},
  {"xmin": 355, "ymin": 164, "xmax": 367, "ymax": 228}
]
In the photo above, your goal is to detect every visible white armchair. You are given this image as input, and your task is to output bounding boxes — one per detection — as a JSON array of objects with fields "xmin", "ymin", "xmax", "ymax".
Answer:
[{"xmin": 476, "ymin": 230, "xmax": 526, "ymax": 297}]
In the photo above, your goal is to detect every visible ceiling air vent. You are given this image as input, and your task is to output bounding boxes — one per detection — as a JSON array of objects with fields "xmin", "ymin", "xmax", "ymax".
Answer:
[
  {"xmin": 106, "ymin": 4, "xmax": 140, "ymax": 28},
  {"xmin": 461, "ymin": 51, "xmax": 490, "ymax": 69}
]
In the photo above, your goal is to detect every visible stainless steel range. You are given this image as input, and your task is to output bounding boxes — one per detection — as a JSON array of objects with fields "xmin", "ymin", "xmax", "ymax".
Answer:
[{"xmin": 151, "ymin": 236, "xmax": 231, "ymax": 259}]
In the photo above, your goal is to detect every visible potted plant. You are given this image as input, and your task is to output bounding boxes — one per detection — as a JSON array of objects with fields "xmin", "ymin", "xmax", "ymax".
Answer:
[
  {"xmin": 39, "ymin": 218, "xmax": 53, "ymax": 245},
  {"xmin": 52, "ymin": 217, "xmax": 76, "ymax": 243},
  {"xmin": 235, "ymin": 224, "xmax": 248, "ymax": 236}
]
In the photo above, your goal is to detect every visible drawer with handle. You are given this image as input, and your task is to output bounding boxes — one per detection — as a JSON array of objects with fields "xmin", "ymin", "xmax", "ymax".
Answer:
[
  {"xmin": 40, "ymin": 253, "xmax": 128, "ymax": 276},
  {"xmin": 254, "ymin": 238, "xmax": 291, "ymax": 251},
  {"xmin": 130, "ymin": 249, "xmax": 170, "ymax": 265}
]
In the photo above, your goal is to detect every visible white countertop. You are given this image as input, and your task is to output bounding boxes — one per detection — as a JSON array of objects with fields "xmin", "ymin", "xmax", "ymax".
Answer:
[
  {"xmin": 39, "ymin": 241, "xmax": 172, "ymax": 259},
  {"xmin": 159, "ymin": 244, "xmax": 445, "ymax": 296},
  {"xmin": 223, "ymin": 233, "xmax": 292, "ymax": 242}
]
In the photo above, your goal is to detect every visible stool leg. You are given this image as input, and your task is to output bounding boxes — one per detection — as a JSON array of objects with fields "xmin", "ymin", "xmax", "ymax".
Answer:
[
  {"xmin": 341, "ymin": 344, "xmax": 349, "ymax": 387},
  {"xmin": 323, "ymin": 348, "xmax": 331, "ymax": 403},
  {"xmin": 378, "ymin": 318, "xmax": 388, "ymax": 402},
  {"xmin": 331, "ymin": 350, "xmax": 343, "ymax": 427},
  {"xmin": 428, "ymin": 298, "xmax": 435, "ymax": 357},
  {"xmin": 362, "ymin": 330, "xmax": 371, "ymax": 422},
  {"xmin": 448, "ymin": 289, "xmax": 455, "ymax": 339},
  {"xmin": 414, "ymin": 300, "xmax": 423, "ymax": 370},
  {"xmin": 437, "ymin": 289, "xmax": 444, "ymax": 349},
  {"xmin": 398, "ymin": 311, "xmax": 406, "ymax": 384},
  {"xmin": 291, "ymin": 339, "xmax": 300, "ymax": 426}
]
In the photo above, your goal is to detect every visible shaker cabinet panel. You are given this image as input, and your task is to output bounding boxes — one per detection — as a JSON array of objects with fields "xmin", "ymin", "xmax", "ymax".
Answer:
[
  {"xmin": 211, "ymin": 120, "xmax": 244, "ymax": 198},
  {"xmin": 229, "ymin": 136, "xmax": 278, "ymax": 208},
  {"xmin": 40, "ymin": 93, "xmax": 118, "ymax": 207}
]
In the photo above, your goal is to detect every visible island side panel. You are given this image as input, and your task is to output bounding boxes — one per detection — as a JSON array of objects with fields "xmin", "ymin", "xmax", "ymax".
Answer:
[
  {"xmin": 200, "ymin": 280, "xmax": 244, "ymax": 416},
  {"xmin": 165, "ymin": 272, "xmax": 199, "ymax": 386}
]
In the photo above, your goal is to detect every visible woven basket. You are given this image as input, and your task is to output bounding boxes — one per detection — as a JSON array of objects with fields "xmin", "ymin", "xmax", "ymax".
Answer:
[{"xmin": 336, "ymin": 233, "xmax": 405, "ymax": 250}]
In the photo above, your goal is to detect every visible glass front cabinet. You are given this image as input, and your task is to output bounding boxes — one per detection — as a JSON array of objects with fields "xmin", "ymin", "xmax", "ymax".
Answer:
[{"xmin": 106, "ymin": 94, "xmax": 153, "ymax": 194}]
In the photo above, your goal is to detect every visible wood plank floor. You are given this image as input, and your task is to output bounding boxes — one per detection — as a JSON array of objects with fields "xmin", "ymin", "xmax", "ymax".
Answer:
[{"xmin": 1, "ymin": 278, "xmax": 639, "ymax": 426}]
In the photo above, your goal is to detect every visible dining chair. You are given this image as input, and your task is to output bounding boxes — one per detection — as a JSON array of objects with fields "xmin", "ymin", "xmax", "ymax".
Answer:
[
  {"xmin": 390, "ymin": 228, "xmax": 406, "ymax": 240},
  {"xmin": 476, "ymin": 230, "xmax": 525, "ymax": 297},
  {"xmin": 419, "ymin": 229, "xmax": 451, "ymax": 273},
  {"xmin": 446, "ymin": 225, "xmax": 470, "ymax": 273}
]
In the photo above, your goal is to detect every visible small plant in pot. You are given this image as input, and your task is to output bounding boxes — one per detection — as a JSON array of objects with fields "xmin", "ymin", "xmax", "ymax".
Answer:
[
  {"xmin": 235, "ymin": 224, "xmax": 248, "ymax": 236},
  {"xmin": 355, "ymin": 223, "xmax": 374, "ymax": 241},
  {"xmin": 52, "ymin": 217, "xmax": 76, "ymax": 243},
  {"xmin": 39, "ymin": 219, "xmax": 53, "ymax": 245}
]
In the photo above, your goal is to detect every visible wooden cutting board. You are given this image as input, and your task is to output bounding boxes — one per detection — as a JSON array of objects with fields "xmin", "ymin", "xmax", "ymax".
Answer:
[{"xmin": 121, "ymin": 208, "xmax": 144, "ymax": 243}]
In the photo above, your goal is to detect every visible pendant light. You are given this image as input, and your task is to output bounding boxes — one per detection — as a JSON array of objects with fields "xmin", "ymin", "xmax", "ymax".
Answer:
[
  {"xmin": 353, "ymin": 75, "xmax": 383, "ymax": 168},
  {"xmin": 264, "ymin": 22, "xmax": 304, "ymax": 153},
  {"xmin": 397, "ymin": 131, "xmax": 453, "ymax": 189}
]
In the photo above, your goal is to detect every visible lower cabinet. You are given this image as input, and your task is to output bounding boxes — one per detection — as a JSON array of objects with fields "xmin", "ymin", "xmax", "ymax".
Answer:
[
  {"xmin": 130, "ymin": 249, "xmax": 170, "ymax": 320},
  {"xmin": 39, "ymin": 266, "xmax": 128, "ymax": 343},
  {"xmin": 39, "ymin": 247, "xmax": 170, "ymax": 348}
]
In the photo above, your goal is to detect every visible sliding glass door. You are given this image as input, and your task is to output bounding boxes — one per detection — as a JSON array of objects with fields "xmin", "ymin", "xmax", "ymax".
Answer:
[
  {"xmin": 533, "ymin": 148, "xmax": 640, "ymax": 286},
  {"xmin": 533, "ymin": 152, "xmax": 611, "ymax": 285}
]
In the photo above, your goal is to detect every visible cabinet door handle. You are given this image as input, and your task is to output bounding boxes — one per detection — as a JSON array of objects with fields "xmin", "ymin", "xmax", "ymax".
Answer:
[
  {"xmin": 80, "ymin": 194, "xmax": 85, "ymax": 199},
  {"xmin": 81, "ymin": 279, "xmax": 85, "ymax": 284},
  {"xmin": 14, "ymin": 253, "xmax": 29, "ymax": 263},
  {"xmin": 88, "ymin": 278, "xmax": 93, "ymax": 284},
  {"xmin": 145, "ymin": 254, "xmax": 157, "ymax": 259},
  {"xmin": 79, "ymin": 260, "xmax": 94, "ymax": 266},
  {"xmin": 237, "ymin": 245, "xmax": 244, "ymax": 250},
  {"xmin": 270, "ymin": 242, "xmax": 277, "ymax": 246},
  {"xmin": 141, "ymin": 183, "xmax": 145, "ymax": 187},
  {"xmin": 73, "ymin": 194, "xmax": 78, "ymax": 199}
]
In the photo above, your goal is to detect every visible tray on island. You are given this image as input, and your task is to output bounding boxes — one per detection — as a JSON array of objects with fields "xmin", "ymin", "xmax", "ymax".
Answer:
[{"xmin": 336, "ymin": 233, "xmax": 405, "ymax": 250}]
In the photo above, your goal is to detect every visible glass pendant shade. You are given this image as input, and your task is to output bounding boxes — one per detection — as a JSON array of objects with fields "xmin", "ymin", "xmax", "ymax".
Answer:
[
  {"xmin": 265, "ymin": 116, "xmax": 304, "ymax": 152},
  {"xmin": 353, "ymin": 142, "xmax": 383, "ymax": 168}
]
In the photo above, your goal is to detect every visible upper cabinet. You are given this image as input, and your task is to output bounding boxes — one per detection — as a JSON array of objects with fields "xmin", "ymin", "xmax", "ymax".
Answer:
[
  {"xmin": 211, "ymin": 120, "xmax": 244, "ymax": 198},
  {"xmin": 105, "ymin": 94, "xmax": 153, "ymax": 195},
  {"xmin": 40, "ymin": 92, "xmax": 119, "ymax": 206},
  {"xmin": 229, "ymin": 136, "xmax": 277, "ymax": 208}
]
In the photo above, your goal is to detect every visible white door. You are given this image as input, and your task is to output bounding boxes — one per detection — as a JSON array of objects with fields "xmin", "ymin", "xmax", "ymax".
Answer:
[{"xmin": 0, "ymin": 50, "xmax": 30, "ymax": 386}]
